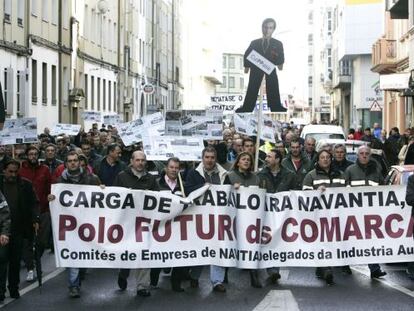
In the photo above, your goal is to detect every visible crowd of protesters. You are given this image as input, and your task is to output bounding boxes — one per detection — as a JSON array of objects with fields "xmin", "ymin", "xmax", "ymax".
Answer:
[{"xmin": 0, "ymin": 120, "xmax": 413, "ymax": 301}]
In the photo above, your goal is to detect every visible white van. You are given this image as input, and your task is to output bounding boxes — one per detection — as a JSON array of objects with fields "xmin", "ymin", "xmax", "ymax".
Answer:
[{"xmin": 300, "ymin": 124, "xmax": 346, "ymax": 142}]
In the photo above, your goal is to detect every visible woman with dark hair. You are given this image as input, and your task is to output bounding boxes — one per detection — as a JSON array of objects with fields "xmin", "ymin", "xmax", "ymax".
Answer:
[
  {"xmin": 225, "ymin": 152, "xmax": 264, "ymax": 288},
  {"xmin": 302, "ymin": 149, "xmax": 346, "ymax": 285}
]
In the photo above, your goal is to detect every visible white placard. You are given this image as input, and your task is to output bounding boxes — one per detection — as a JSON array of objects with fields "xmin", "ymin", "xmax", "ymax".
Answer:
[
  {"xmin": 50, "ymin": 124, "xmax": 82, "ymax": 136},
  {"xmin": 118, "ymin": 112, "xmax": 165, "ymax": 146},
  {"xmin": 143, "ymin": 135, "xmax": 204, "ymax": 161},
  {"xmin": 81, "ymin": 111, "xmax": 102, "ymax": 122},
  {"xmin": 0, "ymin": 118, "xmax": 38, "ymax": 145},
  {"xmin": 165, "ymin": 110, "xmax": 223, "ymax": 140},
  {"xmin": 246, "ymin": 50, "xmax": 276, "ymax": 75},
  {"xmin": 234, "ymin": 113, "xmax": 278, "ymax": 143}
]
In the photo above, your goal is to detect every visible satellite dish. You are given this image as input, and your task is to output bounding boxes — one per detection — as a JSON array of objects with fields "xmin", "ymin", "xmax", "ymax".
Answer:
[{"xmin": 97, "ymin": 0, "xmax": 109, "ymax": 14}]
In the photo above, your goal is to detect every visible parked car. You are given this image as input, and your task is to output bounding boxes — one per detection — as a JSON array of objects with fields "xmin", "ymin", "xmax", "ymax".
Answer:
[{"xmin": 384, "ymin": 165, "xmax": 414, "ymax": 185}]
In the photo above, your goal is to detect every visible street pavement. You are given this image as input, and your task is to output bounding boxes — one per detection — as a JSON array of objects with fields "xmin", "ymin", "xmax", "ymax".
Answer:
[{"xmin": 1, "ymin": 252, "xmax": 413, "ymax": 311}]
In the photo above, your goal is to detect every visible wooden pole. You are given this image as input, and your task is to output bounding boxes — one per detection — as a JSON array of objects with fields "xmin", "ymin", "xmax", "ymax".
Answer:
[
  {"xmin": 254, "ymin": 79, "xmax": 265, "ymax": 172},
  {"xmin": 177, "ymin": 171, "xmax": 186, "ymax": 198}
]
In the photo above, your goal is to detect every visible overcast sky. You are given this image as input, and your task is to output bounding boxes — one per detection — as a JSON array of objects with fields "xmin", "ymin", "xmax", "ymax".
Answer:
[{"xmin": 212, "ymin": 0, "xmax": 308, "ymax": 101}]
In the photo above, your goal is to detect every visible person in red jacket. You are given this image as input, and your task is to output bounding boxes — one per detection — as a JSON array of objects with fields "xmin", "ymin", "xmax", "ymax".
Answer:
[{"xmin": 18, "ymin": 145, "xmax": 51, "ymax": 282}]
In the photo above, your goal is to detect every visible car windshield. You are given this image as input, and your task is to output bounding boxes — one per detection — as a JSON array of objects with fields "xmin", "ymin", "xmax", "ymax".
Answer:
[{"xmin": 306, "ymin": 133, "xmax": 345, "ymax": 140}]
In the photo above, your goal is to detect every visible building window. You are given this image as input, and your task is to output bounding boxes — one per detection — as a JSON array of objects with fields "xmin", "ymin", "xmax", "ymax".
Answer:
[
  {"xmin": 62, "ymin": 0, "xmax": 69, "ymax": 29},
  {"xmin": 240, "ymin": 77, "xmax": 244, "ymax": 89},
  {"xmin": 308, "ymin": 11, "xmax": 313, "ymax": 25},
  {"xmin": 222, "ymin": 76, "xmax": 227, "ymax": 88},
  {"xmin": 4, "ymin": 70, "xmax": 8, "ymax": 111},
  {"xmin": 308, "ymin": 55, "xmax": 313, "ymax": 65},
  {"xmin": 84, "ymin": 74, "xmax": 88, "ymax": 110},
  {"xmin": 51, "ymin": 65, "xmax": 57, "ymax": 105},
  {"xmin": 229, "ymin": 76, "xmax": 235, "ymax": 88},
  {"xmin": 229, "ymin": 57, "xmax": 235, "ymax": 69},
  {"xmin": 103, "ymin": 79, "xmax": 106, "ymax": 110},
  {"xmin": 240, "ymin": 57, "xmax": 243, "ymax": 69},
  {"xmin": 108, "ymin": 81, "xmax": 111, "ymax": 111},
  {"xmin": 308, "ymin": 34, "xmax": 313, "ymax": 45},
  {"xmin": 42, "ymin": 62, "xmax": 47, "ymax": 104},
  {"xmin": 223, "ymin": 55, "xmax": 227, "ymax": 68},
  {"xmin": 4, "ymin": 0, "xmax": 11, "ymax": 23},
  {"xmin": 91, "ymin": 76, "xmax": 95, "ymax": 110},
  {"xmin": 17, "ymin": 0, "xmax": 24, "ymax": 26},
  {"xmin": 114, "ymin": 82, "xmax": 118, "ymax": 112},
  {"xmin": 327, "ymin": 48, "xmax": 332, "ymax": 68},
  {"xmin": 32, "ymin": 60, "xmax": 37, "ymax": 103},
  {"xmin": 97, "ymin": 78, "xmax": 101, "ymax": 111},
  {"xmin": 308, "ymin": 76, "xmax": 313, "ymax": 86},
  {"xmin": 51, "ymin": 0, "xmax": 58, "ymax": 24},
  {"xmin": 42, "ymin": 0, "xmax": 48, "ymax": 21},
  {"xmin": 308, "ymin": 97, "xmax": 313, "ymax": 106},
  {"xmin": 31, "ymin": 0, "xmax": 38, "ymax": 16}
]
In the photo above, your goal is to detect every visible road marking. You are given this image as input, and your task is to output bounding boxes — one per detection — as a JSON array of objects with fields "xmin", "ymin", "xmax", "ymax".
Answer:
[
  {"xmin": 0, "ymin": 268, "xmax": 65, "ymax": 308},
  {"xmin": 351, "ymin": 266, "xmax": 414, "ymax": 298},
  {"xmin": 252, "ymin": 290, "xmax": 300, "ymax": 311}
]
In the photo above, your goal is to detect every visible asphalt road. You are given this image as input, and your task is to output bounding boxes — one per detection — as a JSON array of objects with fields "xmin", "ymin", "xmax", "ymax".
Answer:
[{"xmin": 1, "ymin": 252, "xmax": 413, "ymax": 311}]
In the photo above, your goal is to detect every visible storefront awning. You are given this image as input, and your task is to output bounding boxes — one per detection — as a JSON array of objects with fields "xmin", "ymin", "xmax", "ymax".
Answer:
[{"xmin": 379, "ymin": 72, "xmax": 410, "ymax": 90}]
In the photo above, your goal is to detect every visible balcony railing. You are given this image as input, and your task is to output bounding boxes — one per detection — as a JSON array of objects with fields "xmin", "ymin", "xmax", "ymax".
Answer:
[{"xmin": 371, "ymin": 38, "xmax": 397, "ymax": 73}]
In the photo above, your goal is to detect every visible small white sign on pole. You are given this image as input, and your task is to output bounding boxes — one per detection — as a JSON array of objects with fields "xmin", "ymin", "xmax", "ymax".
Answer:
[{"xmin": 246, "ymin": 50, "xmax": 276, "ymax": 75}]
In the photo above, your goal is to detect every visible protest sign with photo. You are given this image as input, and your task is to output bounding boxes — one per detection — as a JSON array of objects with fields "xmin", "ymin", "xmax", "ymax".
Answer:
[
  {"xmin": 81, "ymin": 111, "xmax": 102, "ymax": 122},
  {"xmin": 142, "ymin": 135, "xmax": 204, "ymax": 161},
  {"xmin": 233, "ymin": 113, "xmax": 279, "ymax": 143},
  {"xmin": 0, "ymin": 117, "xmax": 38, "ymax": 145},
  {"xmin": 103, "ymin": 114, "xmax": 123, "ymax": 126},
  {"xmin": 50, "ymin": 123, "xmax": 82, "ymax": 136},
  {"xmin": 50, "ymin": 184, "xmax": 414, "ymax": 269},
  {"xmin": 165, "ymin": 110, "xmax": 223, "ymax": 140},
  {"xmin": 117, "ymin": 112, "xmax": 165, "ymax": 146}
]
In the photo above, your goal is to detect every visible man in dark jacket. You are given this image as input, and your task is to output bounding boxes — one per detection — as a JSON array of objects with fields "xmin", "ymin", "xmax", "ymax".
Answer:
[
  {"xmin": 0, "ymin": 159, "xmax": 38, "ymax": 300},
  {"xmin": 94, "ymin": 143, "xmax": 127, "ymax": 186},
  {"xmin": 404, "ymin": 174, "xmax": 414, "ymax": 280},
  {"xmin": 383, "ymin": 127, "xmax": 401, "ymax": 166},
  {"xmin": 331, "ymin": 144, "xmax": 353, "ymax": 173},
  {"xmin": 344, "ymin": 145, "xmax": 387, "ymax": 278},
  {"xmin": 258, "ymin": 149, "xmax": 296, "ymax": 284},
  {"xmin": 151, "ymin": 157, "xmax": 187, "ymax": 292},
  {"xmin": 281, "ymin": 140, "xmax": 312, "ymax": 189},
  {"xmin": 236, "ymin": 18, "xmax": 285, "ymax": 113},
  {"xmin": 0, "ymin": 186, "xmax": 11, "ymax": 302},
  {"xmin": 49, "ymin": 151, "xmax": 100, "ymax": 298},
  {"xmin": 42, "ymin": 144, "xmax": 63, "ymax": 180},
  {"xmin": 19, "ymin": 145, "xmax": 51, "ymax": 282},
  {"xmin": 114, "ymin": 151, "xmax": 159, "ymax": 297},
  {"xmin": 184, "ymin": 146, "xmax": 228, "ymax": 293}
]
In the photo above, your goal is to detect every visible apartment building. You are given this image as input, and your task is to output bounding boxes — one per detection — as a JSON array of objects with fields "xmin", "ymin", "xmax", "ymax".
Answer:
[
  {"xmin": 0, "ymin": 0, "xmax": 183, "ymax": 131},
  {"xmin": 307, "ymin": 0, "xmax": 334, "ymax": 123},
  {"xmin": 373, "ymin": 0, "xmax": 414, "ymax": 131}
]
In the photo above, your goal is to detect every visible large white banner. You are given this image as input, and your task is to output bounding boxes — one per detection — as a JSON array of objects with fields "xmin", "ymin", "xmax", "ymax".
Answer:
[{"xmin": 50, "ymin": 184, "xmax": 414, "ymax": 269}]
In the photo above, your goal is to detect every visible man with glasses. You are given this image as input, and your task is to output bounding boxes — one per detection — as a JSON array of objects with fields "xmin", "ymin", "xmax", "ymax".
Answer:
[
  {"xmin": 343, "ymin": 145, "xmax": 387, "ymax": 278},
  {"xmin": 19, "ymin": 146, "xmax": 51, "ymax": 282}
]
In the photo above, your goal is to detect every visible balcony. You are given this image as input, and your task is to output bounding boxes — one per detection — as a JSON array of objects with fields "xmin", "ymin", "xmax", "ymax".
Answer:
[
  {"xmin": 371, "ymin": 38, "xmax": 397, "ymax": 73},
  {"xmin": 333, "ymin": 63, "xmax": 352, "ymax": 89}
]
